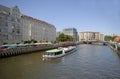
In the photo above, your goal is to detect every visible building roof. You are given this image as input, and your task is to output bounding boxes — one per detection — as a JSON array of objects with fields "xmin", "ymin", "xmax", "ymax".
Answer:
[
  {"xmin": 21, "ymin": 14, "xmax": 55, "ymax": 28},
  {"xmin": 80, "ymin": 31, "xmax": 99, "ymax": 33},
  {"xmin": 0, "ymin": 4, "xmax": 56, "ymax": 29},
  {"xmin": 63, "ymin": 28, "xmax": 77, "ymax": 31},
  {"xmin": 0, "ymin": 5, "xmax": 10, "ymax": 14}
]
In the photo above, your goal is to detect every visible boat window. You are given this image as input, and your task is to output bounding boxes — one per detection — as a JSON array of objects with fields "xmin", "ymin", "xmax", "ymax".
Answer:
[
  {"xmin": 47, "ymin": 53, "xmax": 49, "ymax": 55},
  {"xmin": 51, "ymin": 53, "xmax": 54, "ymax": 56},
  {"xmin": 55, "ymin": 51, "xmax": 62, "ymax": 55}
]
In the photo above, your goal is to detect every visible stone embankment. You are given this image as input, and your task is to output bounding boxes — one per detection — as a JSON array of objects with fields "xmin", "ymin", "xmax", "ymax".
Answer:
[
  {"xmin": 109, "ymin": 43, "xmax": 120, "ymax": 55},
  {"xmin": 0, "ymin": 43, "xmax": 76, "ymax": 58}
]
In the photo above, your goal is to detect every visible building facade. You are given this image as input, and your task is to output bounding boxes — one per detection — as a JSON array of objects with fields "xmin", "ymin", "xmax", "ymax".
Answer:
[
  {"xmin": 0, "ymin": 5, "xmax": 56, "ymax": 45},
  {"xmin": 21, "ymin": 14, "xmax": 56, "ymax": 42},
  {"xmin": 0, "ymin": 5, "xmax": 22, "ymax": 45},
  {"xmin": 79, "ymin": 31, "xmax": 104, "ymax": 42},
  {"xmin": 62, "ymin": 28, "xmax": 78, "ymax": 41}
]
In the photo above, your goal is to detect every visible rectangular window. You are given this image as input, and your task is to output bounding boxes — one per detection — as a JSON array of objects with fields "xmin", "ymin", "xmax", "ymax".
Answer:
[
  {"xmin": 17, "ymin": 29, "xmax": 20, "ymax": 34},
  {"xmin": 5, "ymin": 23, "xmax": 8, "ymax": 27}
]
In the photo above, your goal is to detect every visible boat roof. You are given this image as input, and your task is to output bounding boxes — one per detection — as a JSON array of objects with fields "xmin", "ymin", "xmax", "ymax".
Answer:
[{"xmin": 46, "ymin": 49, "xmax": 62, "ymax": 53}]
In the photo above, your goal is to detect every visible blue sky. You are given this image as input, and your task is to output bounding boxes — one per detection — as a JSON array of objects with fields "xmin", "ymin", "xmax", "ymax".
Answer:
[{"xmin": 0, "ymin": 0, "xmax": 120, "ymax": 35}]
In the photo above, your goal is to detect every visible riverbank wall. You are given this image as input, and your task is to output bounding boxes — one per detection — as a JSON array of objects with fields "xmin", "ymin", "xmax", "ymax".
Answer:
[
  {"xmin": 0, "ymin": 43, "xmax": 76, "ymax": 58},
  {"xmin": 109, "ymin": 43, "xmax": 120, "ymax": 55}
]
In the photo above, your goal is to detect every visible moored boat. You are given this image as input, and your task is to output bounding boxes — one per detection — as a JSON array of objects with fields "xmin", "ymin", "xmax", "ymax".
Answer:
[{"xmin": 43, "ymin": 46, "xmax": 76, "ymax": 58}]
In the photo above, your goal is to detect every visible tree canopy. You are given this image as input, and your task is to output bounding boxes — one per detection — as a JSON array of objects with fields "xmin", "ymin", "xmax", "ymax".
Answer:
[
  {"xmin": 56, "ymin": 33, "xmax": 73, "ymax": 42},
  {"xmin": 21, "ymin": 39, "xmax": 37, "ymax": 44},
  {"xmin": 104, "ymin": 35, "xmax": 117, "ymax": 41}
]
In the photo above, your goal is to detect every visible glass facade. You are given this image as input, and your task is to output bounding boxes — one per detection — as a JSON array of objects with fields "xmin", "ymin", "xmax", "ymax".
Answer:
[{"xmin": 63, "ymin": 28, "xmax": 78, "ymax": 41}]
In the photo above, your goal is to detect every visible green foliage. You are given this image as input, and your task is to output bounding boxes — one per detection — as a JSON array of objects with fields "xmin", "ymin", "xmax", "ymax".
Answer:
[
  {"xmin": 21, "ymin": 39, "xmax": 37, "ymax": 44},
  {"xmin": 104, "ymin": 35, "xmax": 113, "ymax": 41},
  {"xmin": 16, "ymin": 43, "xmax": 20, "ymax": 44},
  {"xmin": 3, "ymin": 42, "xmax": 8, "ymax": 45},
  {"xmin": 30, "ymin": 39, "xmax": 37, "ymax": 43},
  {"xmin": 56, "ymin": 33, "xmax": 73, "ymax": 42}
]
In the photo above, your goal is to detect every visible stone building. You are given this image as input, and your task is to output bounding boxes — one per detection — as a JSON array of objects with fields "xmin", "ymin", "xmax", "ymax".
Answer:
[
  {"xmin": 79, "ymin": 31, "xmax": 104, "ymax": 42},
  {"xmin": 0, "ymin": 5, "xmax": 22, "ymax": 45},
  {"xmin": 0, "ymin": 5, "xmax": 56, "ymax": 45},
  {"xmin": 21, "ymin": 14, "xmax": 56, "ymax": 42}
]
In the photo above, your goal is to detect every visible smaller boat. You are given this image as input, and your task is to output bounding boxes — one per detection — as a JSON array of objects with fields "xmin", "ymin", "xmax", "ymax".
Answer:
[
  {"xmin": 43, "ymin": 46, "xmax": 76, "ymax": 58},
  {"xmin": 0, "ymin": 46, "xmax": 7, "ymax": 51}
]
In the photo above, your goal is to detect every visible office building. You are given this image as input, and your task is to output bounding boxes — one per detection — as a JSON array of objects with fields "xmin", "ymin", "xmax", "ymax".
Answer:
[{"xmin": 63, "ymin": 28, "xmax": 78, "ymax": 41}]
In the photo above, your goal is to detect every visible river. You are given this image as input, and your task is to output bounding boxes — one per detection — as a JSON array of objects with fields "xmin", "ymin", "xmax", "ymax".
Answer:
[{"xmin": 0, "ymin": 45, "xmax": 120, "ymax": 79}]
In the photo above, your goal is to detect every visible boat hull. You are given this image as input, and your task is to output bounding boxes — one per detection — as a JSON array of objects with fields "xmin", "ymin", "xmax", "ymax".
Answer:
[{"xmin": 43, "ymin": 53, "xmax": 65, "ymax": 58}]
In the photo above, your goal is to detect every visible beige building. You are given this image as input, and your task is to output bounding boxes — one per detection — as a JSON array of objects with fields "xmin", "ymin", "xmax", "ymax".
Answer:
[
  {"xmin": 79, "ymin": 31, "xmax": 104, "ymax": 42},
  {"xmin": 21, "ymin": 14, "xmax": 56, "ymax": 42},
  {"xmin": 99, "ymin": 34, "xmax": 104, "ymax": 41},
  {"xmin": 0, "ymin": 5, "xmax": 22, "ymax": 45}
]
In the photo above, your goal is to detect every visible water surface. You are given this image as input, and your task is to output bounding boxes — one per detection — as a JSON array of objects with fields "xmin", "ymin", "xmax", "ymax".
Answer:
[{"xmin": 0, "ymin": 45, "xmax": 120, "ymax": 79}]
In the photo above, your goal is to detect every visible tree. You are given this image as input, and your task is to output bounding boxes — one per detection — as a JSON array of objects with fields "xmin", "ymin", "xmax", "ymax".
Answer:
[
  {"xmin": 21, "ymin": 39, "xmax": 37, "ymax": 44},
  {"xmin": 56, "ymin": 33, "xmax": 65, "ymax": 42},
  {"xmin": 104, "ymin": 35, "xmax": 114, "ymax": 41},
  {"xmin": 66, "ymin": 35, "xmax": 73, "ymax": 41},
  {"xmin": 56, "ymin": 33, "xmax": 73, "ymax": 42},
  {"xmin": 30, "ymin": 39, "xmax": 37, "ymax": 43}
]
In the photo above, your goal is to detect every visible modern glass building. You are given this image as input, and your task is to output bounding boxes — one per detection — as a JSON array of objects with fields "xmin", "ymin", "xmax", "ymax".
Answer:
[{"xmin": 62, "ymin": 28, "xmax": 78, "ymax": 41}]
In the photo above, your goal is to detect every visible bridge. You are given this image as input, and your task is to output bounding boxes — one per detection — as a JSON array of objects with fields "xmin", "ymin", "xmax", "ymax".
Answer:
[{"xmin": 80, "ymin": 40, "xmax": 108, "ymax": 45}]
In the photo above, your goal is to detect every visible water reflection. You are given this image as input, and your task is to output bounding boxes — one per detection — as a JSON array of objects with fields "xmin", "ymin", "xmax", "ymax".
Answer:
[{"xmin": 42, "ymin": 57, "xmax": 65, "ymax": 64}]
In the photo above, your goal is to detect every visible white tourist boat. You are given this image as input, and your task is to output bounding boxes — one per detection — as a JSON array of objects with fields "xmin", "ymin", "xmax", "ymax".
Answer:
[{"xmin": 43, "ymin": 46, "xmax": 76, "ymax": 58}]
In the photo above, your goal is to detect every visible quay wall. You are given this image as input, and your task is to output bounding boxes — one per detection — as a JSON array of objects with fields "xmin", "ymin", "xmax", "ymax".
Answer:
[
  {"xmin": 0, "ymin": 43, "xmax": 76, "ymax": 58},
  {"xmin": 109, "ymin": 43, "xmax": 120, "ymax": 55}
]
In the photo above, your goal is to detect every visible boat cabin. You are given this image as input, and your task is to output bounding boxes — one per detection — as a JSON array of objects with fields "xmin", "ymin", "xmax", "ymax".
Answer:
[{"xmin": 44, "ymin": 49, "xmax": 63, "ymax": 56}]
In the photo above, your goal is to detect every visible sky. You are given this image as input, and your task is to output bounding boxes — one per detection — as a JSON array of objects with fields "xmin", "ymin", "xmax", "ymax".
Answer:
[{"xmin": 0, "ymin": 0, "xmax": 120, "ymax": 35}]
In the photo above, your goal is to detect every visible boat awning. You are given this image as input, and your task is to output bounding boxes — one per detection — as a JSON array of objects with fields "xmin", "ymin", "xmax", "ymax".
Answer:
[
  {"xmin": 46, "ymin": 49, "xmax": 62, "ymax": 53},
  {"xmin": 2, "ymin": 44, "xmax": 17, "ymax": 47}
]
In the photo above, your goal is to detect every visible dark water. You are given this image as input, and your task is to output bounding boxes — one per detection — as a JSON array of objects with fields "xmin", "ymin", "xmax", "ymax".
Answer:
[{"xmin": 0, "ymin": 45, "xmax": 120, "ymax": 79}]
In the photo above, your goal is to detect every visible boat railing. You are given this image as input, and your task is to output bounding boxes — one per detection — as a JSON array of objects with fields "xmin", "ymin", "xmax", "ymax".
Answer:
[{"xmin": 58, "ymin": 47, "xmax": 63, "ymax": 50}]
